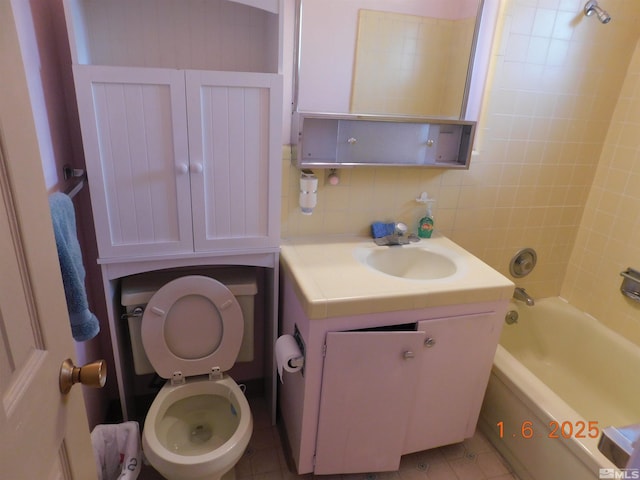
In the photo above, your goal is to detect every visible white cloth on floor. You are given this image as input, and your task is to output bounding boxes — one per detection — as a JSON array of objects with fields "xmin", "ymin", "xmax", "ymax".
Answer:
[{"xmin": 91, "ymin": 421, "xmax": 141, "ymax": 480}]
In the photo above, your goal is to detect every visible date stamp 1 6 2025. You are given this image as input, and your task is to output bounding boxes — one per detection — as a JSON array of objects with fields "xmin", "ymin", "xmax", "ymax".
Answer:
[{"xmin": 496, "ymin": 420, "xmax": 600, "ymax": 440}]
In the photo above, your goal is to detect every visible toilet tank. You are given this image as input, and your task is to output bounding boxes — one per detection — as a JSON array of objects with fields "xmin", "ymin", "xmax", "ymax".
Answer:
[{"xmin": 121, "ymin": 267, "xmax": 257, "ymax": 376}]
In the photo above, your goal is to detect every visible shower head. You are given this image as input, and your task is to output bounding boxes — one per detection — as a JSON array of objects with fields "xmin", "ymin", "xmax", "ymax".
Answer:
[{"xmin": 584, "ymin": 0, "xmax": 611, "ymax": 24}]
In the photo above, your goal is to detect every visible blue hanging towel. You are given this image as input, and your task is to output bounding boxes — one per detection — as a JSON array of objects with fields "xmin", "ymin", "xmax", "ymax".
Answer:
[{"xmin": 48, "ymin": 192, "xmax": 99, "ymax": 341}]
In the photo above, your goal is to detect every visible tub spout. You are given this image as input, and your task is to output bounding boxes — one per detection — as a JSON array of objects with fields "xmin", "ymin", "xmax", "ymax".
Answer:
[{"xmin": 513, "ymin": 287, "xmax": 535, "ymax": 306}]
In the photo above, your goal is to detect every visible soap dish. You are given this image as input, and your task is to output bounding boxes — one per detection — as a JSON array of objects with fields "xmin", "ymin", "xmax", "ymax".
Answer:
[{"xmin": 620, "ymin": 268, "xmax": 640, "ymax": 303}]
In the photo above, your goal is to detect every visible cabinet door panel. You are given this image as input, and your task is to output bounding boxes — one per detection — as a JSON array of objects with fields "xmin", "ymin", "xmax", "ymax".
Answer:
[
  {"xmin": 315, "ymin": 330, "xmax": 423, "ymax": 474},
  {"xmin": 186, "ymin": 71, "xmax": 282, "ymax": 251},
  {"xmin": 403, "ymin": 312, "xmax": 503, "ymax": 453},
  {"xmin": 73, "ymin": 66, "xmax": 192, "ymax": 258}
]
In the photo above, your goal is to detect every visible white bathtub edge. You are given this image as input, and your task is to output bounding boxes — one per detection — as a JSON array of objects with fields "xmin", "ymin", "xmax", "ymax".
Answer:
[{"xmin": 483, "ymin": 345, "xmax": 618, "ymax": 479}]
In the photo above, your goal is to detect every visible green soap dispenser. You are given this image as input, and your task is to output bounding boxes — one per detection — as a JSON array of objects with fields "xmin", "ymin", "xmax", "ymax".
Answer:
[{"xmin": 416, "ymin": 192, "xmax": 435, "ymax": 238}]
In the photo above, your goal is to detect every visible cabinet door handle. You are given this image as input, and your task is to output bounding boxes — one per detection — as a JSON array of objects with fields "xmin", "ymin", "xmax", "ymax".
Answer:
[
  {"xmin": 190, "ymin": 162, "xmax": 204, "ymax": 174},
  {"xmin": 403, "ymin": 350, "xmax": 415, "ymax": 360},
  {"xmin": 176, "ymin": 163, "xmax": 189, "ymax": 174},
  {"xmin": 424, "ymin": 337, "xmax": 436, "ymax": 348}
]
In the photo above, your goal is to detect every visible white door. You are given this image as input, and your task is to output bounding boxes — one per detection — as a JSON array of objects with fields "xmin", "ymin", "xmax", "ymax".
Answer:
[{"xmin": 0, "ymin": 3, "xmax": 96, "ymax": 478}]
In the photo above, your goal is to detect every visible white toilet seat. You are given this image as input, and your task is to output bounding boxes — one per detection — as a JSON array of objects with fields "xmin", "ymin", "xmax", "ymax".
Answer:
[{"xmin": 141, "ymin": 275, "xmax": 244, "ymax": 379}]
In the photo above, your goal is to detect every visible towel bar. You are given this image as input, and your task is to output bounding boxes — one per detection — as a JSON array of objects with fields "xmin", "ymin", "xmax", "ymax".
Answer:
[{"xmin": 63, "ymin": 165, "xmax": 86, "ymax": 199}]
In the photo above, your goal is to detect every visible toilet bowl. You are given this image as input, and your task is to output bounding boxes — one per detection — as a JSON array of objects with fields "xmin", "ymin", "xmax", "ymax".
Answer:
[
  {"xmin": 142, "ymin": 376, "xmax": 252, "ymax": 480},
  {"xmin": 135, "ymin": 275, "xmax": 254, "ymax": 480}
]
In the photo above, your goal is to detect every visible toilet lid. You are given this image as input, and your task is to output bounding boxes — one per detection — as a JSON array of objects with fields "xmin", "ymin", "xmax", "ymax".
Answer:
[{"xmin": 140, "ymin": 275, "xmax": 244, "ymax": 379}]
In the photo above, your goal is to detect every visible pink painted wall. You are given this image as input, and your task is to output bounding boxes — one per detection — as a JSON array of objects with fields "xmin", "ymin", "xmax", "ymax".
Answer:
[{"xmin": 11, "ymin": 0, "xmax": 115, "ymax": 429}]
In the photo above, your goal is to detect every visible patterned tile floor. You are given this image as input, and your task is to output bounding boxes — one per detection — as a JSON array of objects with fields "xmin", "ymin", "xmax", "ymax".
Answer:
[{"xmin": 138, "ymin": 397, "xmax": 519, "ymax": 480}]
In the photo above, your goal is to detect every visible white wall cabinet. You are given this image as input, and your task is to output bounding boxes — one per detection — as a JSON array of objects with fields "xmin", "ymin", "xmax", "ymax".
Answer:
[
  {"xmin": 74, "ymin": 66, "xmax": 282, "ymax": 258},
  {"xmin": 65, "ymin": 0, "xmax": 283, "ymax": 260},
  {"xmin": 63, "ymin": 0, "xmax": 284, "ymax": 421}
]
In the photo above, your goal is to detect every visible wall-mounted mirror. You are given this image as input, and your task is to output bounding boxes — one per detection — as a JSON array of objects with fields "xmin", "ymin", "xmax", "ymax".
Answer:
[
  {"xmin": 294, "ymin": 0, "xmax": 496, "ymax": 120},
  {"xmin": 292, "ymin": 0, "xmax": 499, "ymax": 169}
]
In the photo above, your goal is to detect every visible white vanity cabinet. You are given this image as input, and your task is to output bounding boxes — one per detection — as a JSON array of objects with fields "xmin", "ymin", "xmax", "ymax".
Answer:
[
  {"xmin": 64, "ymin": 0, "xmax": 283, "ymax": 259},
  {"xmin": 279, "ymin": 275, "xmax": 506, "ymax": 475}
]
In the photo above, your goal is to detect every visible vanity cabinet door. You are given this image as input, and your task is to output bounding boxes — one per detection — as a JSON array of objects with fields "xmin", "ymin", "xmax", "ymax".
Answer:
[
  {"xmin": 403, "ymin": 312, "xmax": 503, "ymax": 454},
  {"xmin": 314, "ymin": 330, "xmax": 423, "ymax": 475}
]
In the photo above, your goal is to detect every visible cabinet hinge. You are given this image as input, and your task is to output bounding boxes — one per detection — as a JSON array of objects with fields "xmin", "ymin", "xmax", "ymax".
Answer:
[
  {"xmin": 322, "ymin": 344, "xmax": 327, "ymax": 357},
  {"xmin": 312, "ymin": 453, "xmax": 316, "ymax": 466}
]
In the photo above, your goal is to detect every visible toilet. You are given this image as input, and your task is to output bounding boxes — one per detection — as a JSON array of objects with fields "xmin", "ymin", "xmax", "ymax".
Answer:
[{"xmin": 122, "ymin": 271, "xmax": 256, "ymax": 480}]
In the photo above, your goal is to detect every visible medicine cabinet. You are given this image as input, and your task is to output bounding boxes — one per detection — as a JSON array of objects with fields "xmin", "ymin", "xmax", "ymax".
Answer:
[
  {"xmin": 293, "ymin": 113, "xmax": 475, "ymax": 169},
  {"xmin": 292, "ymin": 0, "xmax": 499, "ymax": 169}
]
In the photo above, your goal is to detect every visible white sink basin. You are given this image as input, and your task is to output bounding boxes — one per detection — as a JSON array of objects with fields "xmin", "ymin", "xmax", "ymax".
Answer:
[
  {"xmin": 280, "ymin": 235, "xmax": 515, "ymax": 318},
  {"xmin": 354, "ymin": 244, "xmax": 461, "ymax": 280}
]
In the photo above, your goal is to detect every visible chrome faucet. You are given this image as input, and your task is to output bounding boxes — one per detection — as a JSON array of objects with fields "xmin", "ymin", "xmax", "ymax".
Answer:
[
  {"xmin": 513, "ymin": 287, "xmax": 535, "ymax": 306},
  {"xmin": 374, "ymin": 223, "xmax": 418, "ymax": 246}
]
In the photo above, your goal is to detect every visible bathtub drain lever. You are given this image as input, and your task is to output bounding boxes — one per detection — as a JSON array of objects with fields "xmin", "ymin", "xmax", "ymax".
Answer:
[{"xmin": 505, "ymin": 311, "xmax": 518, "ymax": 325}]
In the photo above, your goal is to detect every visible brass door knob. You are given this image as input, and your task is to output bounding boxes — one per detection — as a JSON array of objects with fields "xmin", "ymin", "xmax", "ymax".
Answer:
[{"xmin": 59, "ymin": 358, "xmax": 107, "ymax": 394}]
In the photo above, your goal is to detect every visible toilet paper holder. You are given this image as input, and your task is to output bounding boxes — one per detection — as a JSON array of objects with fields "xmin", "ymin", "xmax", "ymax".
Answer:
[
  {"xmin": 293, "ymin": 325, "xmax": 306, "ymax": 374},
  {"xmin": 288, "ymin": 357, "xmax": 304, "ymax": 368}
]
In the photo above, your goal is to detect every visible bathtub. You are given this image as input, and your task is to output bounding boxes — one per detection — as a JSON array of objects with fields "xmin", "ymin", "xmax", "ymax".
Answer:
[{"xmin": 479, "ymin": 297, "xmax": 640, "ymax": 480}]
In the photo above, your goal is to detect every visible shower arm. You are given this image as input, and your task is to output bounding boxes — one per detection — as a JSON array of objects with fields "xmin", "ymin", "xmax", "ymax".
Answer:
[{"xmin": 584, "ymin": 0, "xmax": 611, "ymax": 24}]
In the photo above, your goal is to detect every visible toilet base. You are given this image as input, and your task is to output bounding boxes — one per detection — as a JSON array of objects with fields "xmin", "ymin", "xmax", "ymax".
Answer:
[
  {"xmin": 142, "ymin": 376, "xmax": 252, "ymax": 480},
  {"xmin": 158, "ymin": 467, "xmax": 236, "ymax": 480}
]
